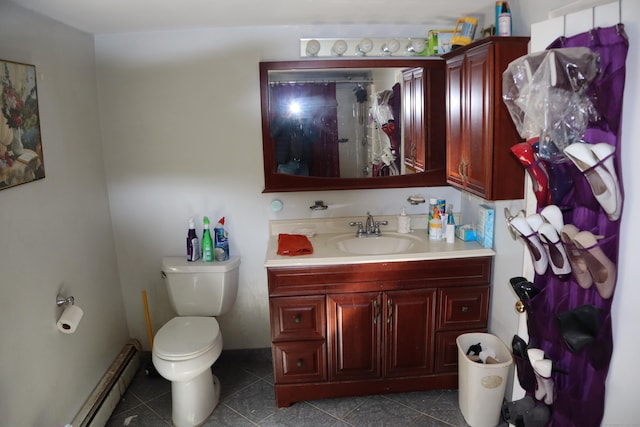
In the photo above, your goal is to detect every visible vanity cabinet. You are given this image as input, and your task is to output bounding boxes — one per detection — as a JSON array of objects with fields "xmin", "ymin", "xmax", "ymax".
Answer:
[
  {"xmin": 267, "ymin": 256, "xmax": 492, "ymax": 407},
  {"xmin": 443, "ymin": 37, "xmax": 529, "ymax": 200}
]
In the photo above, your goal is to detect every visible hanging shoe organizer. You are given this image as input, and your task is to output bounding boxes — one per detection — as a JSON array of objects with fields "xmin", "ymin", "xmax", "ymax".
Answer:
[{"xmin": 502, "ymin": 24, "xmax": 629, "ymax": 427}]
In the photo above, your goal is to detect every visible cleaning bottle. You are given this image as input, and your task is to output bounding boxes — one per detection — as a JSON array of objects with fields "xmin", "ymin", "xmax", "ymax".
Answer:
[
  {"xmin": 214, "ymin": 217, "xmax": 229, "ymax": 261},
  {"xmin": 201, "ymin": 216, "xmax": 213, "ymax": 262},
  {"xmin": 186, "ymin": 217, "xmax": 200, "ymax": 262}
]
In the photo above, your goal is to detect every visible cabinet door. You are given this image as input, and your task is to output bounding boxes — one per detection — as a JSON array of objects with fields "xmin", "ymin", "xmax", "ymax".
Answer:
[
  {"xmin": 445, "ymin": 55, "xmax": 466, "ymax": 188},
  {"xmin": 464, "ymin": 44, "xmax": 493, "ymax": 197},
  {"xmin": 327, "ymin": 292, "xmax": 381, "ymax": 381},
  {"xmin": 403, "ymin": 67, "xmax": 425, "ymax": 172},
  {"xmin": 384, "ymin": 289, "xmax": 436, "ymax": 377}
]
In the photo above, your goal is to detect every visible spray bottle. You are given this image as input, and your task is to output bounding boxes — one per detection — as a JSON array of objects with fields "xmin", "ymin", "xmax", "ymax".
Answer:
[
  {"xmin": 186, "ymin": 217, "xmax": 200, "ymax": 262},
  {"xmin": 201, "ymin": 216, "xmax": 214, "ymax": 262},
  {"xmin": 214, "ymin": 217, "xmax": 229, "ymax": 261}
]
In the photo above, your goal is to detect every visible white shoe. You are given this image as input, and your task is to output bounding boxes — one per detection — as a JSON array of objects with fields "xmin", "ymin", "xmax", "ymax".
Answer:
[{"xmin": 563, "ymin": 142, "xmax": 621, "ymax": 221}]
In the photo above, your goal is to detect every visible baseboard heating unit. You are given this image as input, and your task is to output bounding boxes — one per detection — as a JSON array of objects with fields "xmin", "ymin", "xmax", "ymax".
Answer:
[{"xmin": 71, "ymin": 339, "xmax": 142, "ymax": 427}]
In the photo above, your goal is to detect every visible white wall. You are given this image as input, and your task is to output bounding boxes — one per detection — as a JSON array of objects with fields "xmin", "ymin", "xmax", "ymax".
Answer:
[
  {"xmin": 93, "ymin": 25, "xmax": 468, "ymax": 351},
  {"xmin": 0, "ymin": 2, "xmax": 129, "ymax": 426}
]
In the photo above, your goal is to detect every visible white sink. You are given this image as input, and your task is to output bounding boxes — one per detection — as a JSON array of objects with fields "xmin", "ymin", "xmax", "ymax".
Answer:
[{"xmin": 330, "ymin": 233, "xmax": 422, "ymax": 255}]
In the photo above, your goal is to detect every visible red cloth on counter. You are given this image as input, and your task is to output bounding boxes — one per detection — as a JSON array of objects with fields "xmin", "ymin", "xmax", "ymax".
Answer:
[{"xmin": 277, "ymin": 233, "xmax": 313, "ymax": 256}]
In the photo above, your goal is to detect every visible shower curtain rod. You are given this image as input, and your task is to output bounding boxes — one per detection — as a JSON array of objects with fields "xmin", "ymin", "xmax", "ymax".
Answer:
[{"xmin": 269, "ymin": 79, "xmax": 373, "ymax": 85}]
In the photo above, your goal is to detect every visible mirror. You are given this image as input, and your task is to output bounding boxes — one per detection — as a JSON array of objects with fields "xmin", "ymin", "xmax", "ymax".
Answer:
[{"xmin": 260, "ymin": 59, "xmax": 447, "ymax": 192}]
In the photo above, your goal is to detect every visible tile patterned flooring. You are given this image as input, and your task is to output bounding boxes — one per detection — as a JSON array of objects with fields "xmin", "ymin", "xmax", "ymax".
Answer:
[{"xmin": 106, "ymin": 349, "xmax": 473, "ymax": 427}]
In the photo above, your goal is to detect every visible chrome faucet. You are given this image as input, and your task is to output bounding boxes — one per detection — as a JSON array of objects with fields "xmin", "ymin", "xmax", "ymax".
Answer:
[{"xmin": 350, "ymin": 212, "xmax": 388, "ymax": 237}]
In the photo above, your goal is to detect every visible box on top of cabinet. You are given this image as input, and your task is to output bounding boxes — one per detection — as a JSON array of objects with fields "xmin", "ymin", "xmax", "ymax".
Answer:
[{"xmin": 476, "ymin": 205, "xmax": 495, "ymax": 249}]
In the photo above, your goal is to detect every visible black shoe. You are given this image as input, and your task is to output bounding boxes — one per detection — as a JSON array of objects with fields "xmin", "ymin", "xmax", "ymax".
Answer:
[
  {"xmin": 510, "ymin": 277, "xmax": 541, "ymax": 301},
  {"xmin": 466, "ymin": 342, "xmax": 482, "ymax": 356},
  {"xmin": 512, "ymin": 335, "xmax": 528, "ymax": 359}
]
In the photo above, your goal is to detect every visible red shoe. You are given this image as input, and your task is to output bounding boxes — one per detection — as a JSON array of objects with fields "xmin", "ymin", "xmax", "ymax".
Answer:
[{"xmin": 511, "ymin": 142, "xmax": 551, "ymax": 208}]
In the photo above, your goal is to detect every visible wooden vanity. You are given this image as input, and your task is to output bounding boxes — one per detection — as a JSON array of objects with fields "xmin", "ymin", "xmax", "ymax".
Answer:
[{"xmin": 266, "ymin": 251, "xmax": 493, "ymax": 407}]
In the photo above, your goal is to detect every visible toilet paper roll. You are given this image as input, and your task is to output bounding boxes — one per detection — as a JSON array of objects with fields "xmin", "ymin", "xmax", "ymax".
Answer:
[{"xmin": 57, "ymin": 305, "xmax": 84, "ymax": 334}]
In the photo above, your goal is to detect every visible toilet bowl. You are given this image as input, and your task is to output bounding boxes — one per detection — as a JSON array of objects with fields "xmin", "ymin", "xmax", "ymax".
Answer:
[
  {"xmin": 152, "ymin": 256, "xmax": 240, "ymax": 427},
  {"xmin": 152, "ymin": 317, "xmax": 223, "ymax": 427}
]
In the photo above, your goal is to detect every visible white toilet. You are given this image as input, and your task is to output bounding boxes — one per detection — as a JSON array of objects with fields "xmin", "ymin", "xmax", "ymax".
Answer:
[{"xmin": 152, "ymin": 256, "xmax": 241, "ymax": 427}]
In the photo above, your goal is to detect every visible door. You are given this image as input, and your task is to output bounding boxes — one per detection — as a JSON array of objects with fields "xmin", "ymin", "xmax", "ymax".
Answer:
[
  {"xmin": 327, "ymin": 292, "xmax": 381, "ymax": 380},
  {"xmin": 384, "ymin": 289, "xmax": 436, "ymax": 377}
]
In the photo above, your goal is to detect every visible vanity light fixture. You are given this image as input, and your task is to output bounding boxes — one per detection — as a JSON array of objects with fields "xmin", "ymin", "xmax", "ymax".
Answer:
[
  {"xmin": 406, "ymin": 38, "xmax": 427, "ymax": 55},
  {"xmin": 356, "ymin": 38, "xmax": 374, "ymax": 55},
  {"xmin": 305, "ymin": 39, "xmax": 321, "ymax": 56},
  {"xmin": 381, "ymin": 39, "xmax": 401, "ymax": 55},
  {"xmin": 331, "ymin": 39, "xmax": 348, "ymax": 56}
]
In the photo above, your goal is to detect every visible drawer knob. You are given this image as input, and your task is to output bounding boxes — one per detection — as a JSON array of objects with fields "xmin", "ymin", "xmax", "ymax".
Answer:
[
  {"xmin": 297, "ymin": 359, "xmax": 304, "ymax": 368},
  {"xmin": 515, "ymin": 300, "xmax": 526, "ymax": 313},
  {"xmin": 294, "ymin": 315, "xmax": 302, "ymax": 323},
  {"xmin": 461, "ymin": 306, "xmax": 469, "ymax": 313}
]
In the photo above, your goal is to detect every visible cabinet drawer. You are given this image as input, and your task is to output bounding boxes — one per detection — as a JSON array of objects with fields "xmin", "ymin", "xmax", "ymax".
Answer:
[
  {"xmin": 270, "ymin": 296, "xmax": 325, "ymax": 341},
  {"xmin": 437, "ymin": 287, "xmax": 489, "ymax": 330},
  {"xmin": 434, "ymin": 329, "xmax": 486, "ymax": 373},
  {"xmin": 272, "ymin": 341, "xmax": 326, "ymax": 384}
]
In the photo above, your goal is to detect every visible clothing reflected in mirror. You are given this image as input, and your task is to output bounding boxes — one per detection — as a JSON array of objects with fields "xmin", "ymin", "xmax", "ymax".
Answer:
[{"xmin": 369, "ymin": 84, "xmax": 401, "ymax": 177}]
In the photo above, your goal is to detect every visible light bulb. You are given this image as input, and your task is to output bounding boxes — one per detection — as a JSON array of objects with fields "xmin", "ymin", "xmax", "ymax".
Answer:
[
  {"xmin": 356, "ymin": 38, "xmax": 374, "ymax": 55},
  {"xmin": 305, "ymin": 39, "xmax": 321, "ymax": 56},
  {"xmin": 331, "ymin": 39, "xmax": 348, "ymax": 56},
  {"xmin": 407, "ymin": 38, "xmax": 426, "ymax": 55},
  {"xmin": 381, "ymin": 39, "xmax": 400, "ymax": 55}
]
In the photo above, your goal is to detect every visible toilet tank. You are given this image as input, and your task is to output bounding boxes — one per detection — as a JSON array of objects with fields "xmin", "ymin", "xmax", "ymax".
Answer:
[{"xmin": 161, "ymin": 256, "xmax": 241, "ymax": 316}]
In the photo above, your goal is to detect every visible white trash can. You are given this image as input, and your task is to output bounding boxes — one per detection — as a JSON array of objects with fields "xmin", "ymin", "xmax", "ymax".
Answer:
[{"xmin": 457, "ymin": 332, "xmax": 513, "ymax": 427}]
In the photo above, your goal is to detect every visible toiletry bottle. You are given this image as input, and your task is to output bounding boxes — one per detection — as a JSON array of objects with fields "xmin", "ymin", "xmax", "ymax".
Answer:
[
  {"xmin": 429, "ymin": 208, "xmax": 443, "ymax": 240},
  {"xmin": 397, "ymin": 207, "xmax": 411, "ymax": 233},
  {"xmin": 498, "ymin": 1, "xmax": 512, "ymax": 36},
  {"xmin": 214, "ymin": 217, "xmax": 229, "ymax": 261},
  {"xmin": 201, "ymin": 216, "xmax": 213, "ymax": 262},
  {"xmin": 428, "ymin": 198, "xmax": 437, "ymax": 234},
  {"xmin": 186, "ymin": 217, "xmax": 200, "ymax": 262}
]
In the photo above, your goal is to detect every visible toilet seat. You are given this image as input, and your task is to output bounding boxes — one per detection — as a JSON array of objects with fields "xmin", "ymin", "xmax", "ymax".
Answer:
[{"xmin": 154, "ymin": 316, "xmax": 221, "ymax": 361}]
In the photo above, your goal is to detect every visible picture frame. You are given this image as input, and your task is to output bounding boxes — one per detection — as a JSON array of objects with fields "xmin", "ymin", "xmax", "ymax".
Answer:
[{"xmin": 0, "ymin": 59, "xmax": 45, "ymax": 190}]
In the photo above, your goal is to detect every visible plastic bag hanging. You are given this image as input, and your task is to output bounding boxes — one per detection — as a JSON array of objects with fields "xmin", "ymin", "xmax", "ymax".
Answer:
[{"xmin": 502, "ymin": 47, "xmax": 601, "ymax": 163}]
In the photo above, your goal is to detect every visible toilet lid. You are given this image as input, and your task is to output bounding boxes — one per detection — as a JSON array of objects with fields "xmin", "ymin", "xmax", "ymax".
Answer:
[{"xmin": 154, "ymin": 317, "xmax": 220, "ymax": 360}]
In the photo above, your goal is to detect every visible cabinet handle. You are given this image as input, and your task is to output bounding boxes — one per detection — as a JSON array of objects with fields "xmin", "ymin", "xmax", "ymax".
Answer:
[
  {"xmin": 461, "ymin": 306, "xmax": 469, "ymax": 313},
  {"xmin": 458, "ymin": 160, "xmax": 464, "ymax": 179},
  {"xmin": 464, "ymin": 160, "xmax": 470, "ymax": 183},
  {"xmin": 294, "ymin": 314, "xmax": 302, "ymax": 323},
  {"xmin": 373, "ymin": 300, "xmax": 380, "ymax": 324},
  {"xmin": 297, "ymin": 359, "xmax": 304, "ymax": 368},
  {"xmin": 387, "ymin": 299, "xmax": 393, "ymax": 323}
]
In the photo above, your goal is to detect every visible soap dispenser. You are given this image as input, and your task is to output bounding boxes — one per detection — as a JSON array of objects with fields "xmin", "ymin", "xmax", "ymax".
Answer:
[{"xmin": 397, "ymin": 207, "xmax": 411, "ymax": 234}]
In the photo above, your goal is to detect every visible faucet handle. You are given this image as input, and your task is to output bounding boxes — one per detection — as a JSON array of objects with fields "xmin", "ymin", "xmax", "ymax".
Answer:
[{"xmin": 349, "ymin": 221, "xmax": 365, "ymax": 236}]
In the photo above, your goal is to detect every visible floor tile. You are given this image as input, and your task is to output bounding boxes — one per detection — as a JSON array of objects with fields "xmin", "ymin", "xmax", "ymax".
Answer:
[
  {"xmin": 259, "ymin": 401, "xmax": 342, "ymax": 427},
  {"xmin": 105, "ymin": 403, "xmax": 170, "ymax": 427},
  {"xmin": 108, "ymin": 349, "xmax": 472, "ymax": 427},
  {"xmin": 342, "ymin": 395, "xmax": 424, "ymax": 427},
  {"xmin": 223, "ymin": 379, "xmax": 277, "ymax": 423}
]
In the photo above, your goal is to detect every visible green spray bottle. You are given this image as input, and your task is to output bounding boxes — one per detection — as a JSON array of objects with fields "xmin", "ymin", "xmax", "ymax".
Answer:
[{"xmin": 201, "ymin": 216, "xmax": 214, "ymax": 262}]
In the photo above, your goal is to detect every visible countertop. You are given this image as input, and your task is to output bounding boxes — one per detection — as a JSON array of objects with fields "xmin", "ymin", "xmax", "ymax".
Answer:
[{"xmin": 264, "ymin": 216, "xmax": 495, "ymax": 267}]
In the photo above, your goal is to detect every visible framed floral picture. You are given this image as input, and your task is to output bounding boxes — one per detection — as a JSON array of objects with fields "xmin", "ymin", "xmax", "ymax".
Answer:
[{"xmin": 0, "ymin": 59, "xmax": 45, "ymax": 190}]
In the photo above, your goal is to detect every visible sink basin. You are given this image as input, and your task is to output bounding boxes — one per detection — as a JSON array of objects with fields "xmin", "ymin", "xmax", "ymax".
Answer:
[{"xmin": 331, "ymin": 233, "xmax": 422, "ymax": 255}]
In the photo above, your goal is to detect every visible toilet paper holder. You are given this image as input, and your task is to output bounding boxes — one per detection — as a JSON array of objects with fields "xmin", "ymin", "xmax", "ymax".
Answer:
[{"xmin": 56, "ymin": 295, "xmax": 75, "ymax": 307}]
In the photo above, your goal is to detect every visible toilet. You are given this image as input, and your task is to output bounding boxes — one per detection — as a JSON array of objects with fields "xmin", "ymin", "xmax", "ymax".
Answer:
[{"xmin": 152, "ymin": 256, "xmax": 241, "ymax": 427}]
